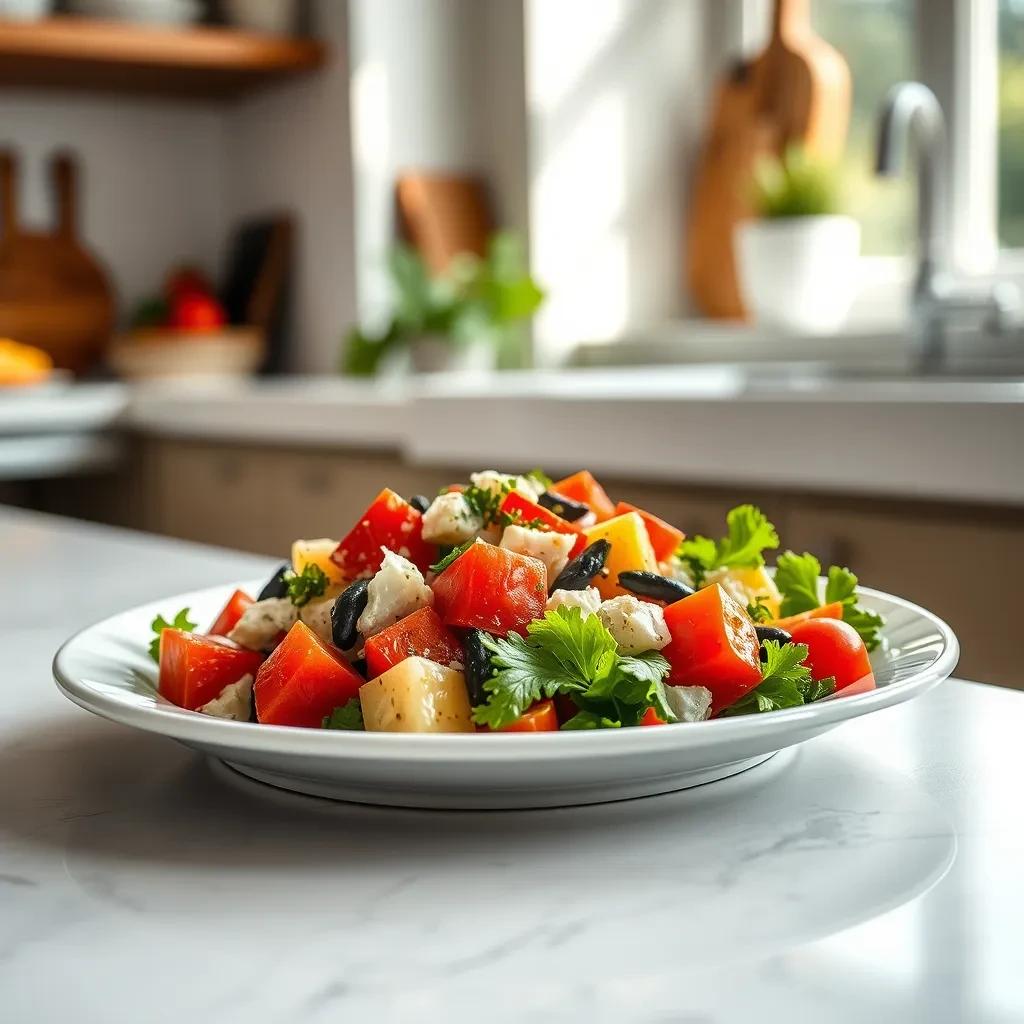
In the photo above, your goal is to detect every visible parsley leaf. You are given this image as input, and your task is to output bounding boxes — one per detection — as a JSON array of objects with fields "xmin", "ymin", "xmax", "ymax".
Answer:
[
  {"xmin": 323, "ymin": 698, "xmax": 364, "ymax": 730},
  {"xmin": 746, "ymin": 597, "xmax": 774, "ymax": 623},
  {"xmin": 825, "ymin": 565, "xmax": 885, "ymax": 652},
  {"xmin": 430, "ymin": 538, "xmax": 475, "ymax": 575},
  {"xmin": 677, "ymin": 505, "xmax": 779, "ymax": 586},
  {"xmin": 148, "ymin": 607, "xmax": 196, "ymax": 662},
  {"xmin": 774, "ymin": 551, "xmax": 822, "ymax": 617},
  {"xmin": 461, "ymin": 476, "xmax": 515, "ymax": 526},
  {"xmin": 472, "ymin": 607, "xmax": 675, "ymax": 730},
  {"xmin": 721, "ymin": 640, "xmax": 836, "ymax": 716},
  {"xmin": 773, "ymin": 551, "xmax": 885, "ymax": 652},
  {"xmin": 525, "ymin": 468, "xmax": 553, "ymax": 491},
  {"xmin": 283, "ymin": 563, "xmax": 329, "ymax": 607}
]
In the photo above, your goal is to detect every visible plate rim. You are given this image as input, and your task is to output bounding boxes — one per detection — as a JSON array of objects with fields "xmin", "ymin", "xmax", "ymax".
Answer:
[{"xmin": 52, "ymin": 577, "xmax": 960, "ymax": 762}]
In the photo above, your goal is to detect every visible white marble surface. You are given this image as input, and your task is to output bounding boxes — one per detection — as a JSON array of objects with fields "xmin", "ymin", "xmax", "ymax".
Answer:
[{"xmin": 2, "ymin": 506, "xmax": 1023, "ymax": 1022}]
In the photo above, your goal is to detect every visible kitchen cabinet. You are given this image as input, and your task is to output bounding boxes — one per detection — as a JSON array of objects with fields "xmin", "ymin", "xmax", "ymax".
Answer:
[{"xmin": 784, "ymin": 499, "xmax": 1020, "ymax": 689}]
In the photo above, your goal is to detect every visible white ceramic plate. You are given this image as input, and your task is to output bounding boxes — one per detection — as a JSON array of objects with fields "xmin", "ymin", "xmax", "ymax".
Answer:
[{"xmin": 53, "ymin": 579, "xmax": 959, "ymax": 809}]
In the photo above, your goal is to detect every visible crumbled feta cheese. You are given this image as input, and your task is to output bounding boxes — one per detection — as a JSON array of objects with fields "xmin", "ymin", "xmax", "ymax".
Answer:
[
  {"xmin": 356, "ymin": 548, "xmax": 433, "ymax": 639},
  {"xmin": 500, "ymin": 524, "xmax": 575, "ymax": 583},
  {"xmin": 227, "ymin": 597, "xmax": 297, "ymax": 651},
  {"xmin": 299, "ymin": 593, "xmax": 336, "ymax": 645},
  {"xmin": 421, "ymin": 491, "xmax": 481, "ymax": 545},
  {"xmin": 470, "ymin": 469, "xmax": 544, "ymax": 503},
  {"xmin": 704, "ymin": 566, "xmax": 781, "ymax": 618},
  {"xmin": 659, "ymin": 556, "xmax": 695, "ymax": 589},
  {"xmin": 664, "ymin": 685, "xmax": 713, "ymax": 723},
  {"xmin": 546, "ymin": 587, "xmax": 602, "ymax": 618},
  {"xmin": 597, "ymin": 595, "xmax": 670, "ymax": 653},
  {"xmin": 198, "ymin": 674, "xmax": 253, "ymax": 720}
]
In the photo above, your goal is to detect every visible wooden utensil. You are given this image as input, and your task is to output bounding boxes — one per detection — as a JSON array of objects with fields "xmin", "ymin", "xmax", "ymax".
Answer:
[
  {"xmin": 396, "ymin": 173, "xmax": 491, "ymax": 274},
  {"xmin": 686, "ymin": 0, "xmax": 851, "ymax": 319},
  {"xmin": 0, "ymin": 150, "xmax": 114, "ymax": 373}
]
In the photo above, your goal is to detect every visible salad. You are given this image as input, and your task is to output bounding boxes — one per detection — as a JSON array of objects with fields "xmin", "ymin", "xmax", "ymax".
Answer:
[{"xmin": 150, "ymin": 469, "xmax": 884, "ymax": 733}]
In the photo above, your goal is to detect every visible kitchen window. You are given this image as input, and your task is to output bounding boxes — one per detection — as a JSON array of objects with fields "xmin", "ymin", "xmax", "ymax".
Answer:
[{"xmin": 741, "ymin": 0, "xmax": 1024, "ymax": 276}]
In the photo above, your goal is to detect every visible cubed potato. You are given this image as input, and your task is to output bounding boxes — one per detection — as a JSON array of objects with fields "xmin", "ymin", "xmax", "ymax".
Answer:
[
  {"xmin": 359, "ymin": 656, "xmax": 475, "ymax": 733},
  {"xmin": 292, "ymin": 538, "xmax": 348, "ymax": 586},
  {"xmin": 704, "ymin": 565, "xmax": 782, "ymax": 619},
  {"xmin": 583, "ymin": 511, "xmax": 659, "ymax": 600}
]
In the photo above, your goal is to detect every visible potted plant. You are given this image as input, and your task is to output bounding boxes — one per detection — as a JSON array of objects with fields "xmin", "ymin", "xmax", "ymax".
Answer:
[
  {"xmin": 735, "ymin": 147, "xmax": 860, "ymax": 334},
  {"xmin": 343, "ymin": 232, "xmax": 545, "ymax": 376}
]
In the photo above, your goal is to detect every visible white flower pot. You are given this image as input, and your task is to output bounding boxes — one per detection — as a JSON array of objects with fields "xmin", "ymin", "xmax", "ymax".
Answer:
[
  {"xmin": 408, "ymin": 335, "xmax": 495, "ymax": 374},
  {"xmin": 735, "ymin": 215, "xmax": 861, "ymax": 334}
]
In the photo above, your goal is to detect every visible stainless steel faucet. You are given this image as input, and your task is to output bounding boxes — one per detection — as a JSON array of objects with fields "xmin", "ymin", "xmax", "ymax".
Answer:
[{"xmin": 876, "ymin": 81, "xmax": 1018, "ymax": 371}]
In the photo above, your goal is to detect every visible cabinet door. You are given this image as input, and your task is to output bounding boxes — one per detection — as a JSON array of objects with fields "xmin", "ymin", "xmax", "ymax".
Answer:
[{"xmin": 787, "ymin": 503, "xmax": 1021, "ymax": 689}]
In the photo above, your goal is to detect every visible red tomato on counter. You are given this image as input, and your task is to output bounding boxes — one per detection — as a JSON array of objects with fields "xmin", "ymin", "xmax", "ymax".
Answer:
[
  {"xmin": 549, "ymin": 471, "xmax": 617, "ymax": 522},
  {"xmin": 159, "ymin": 629, "xmax": 264, "ymax": 711},
  {"xmin": 363, "ymin": 606, "xmax": 463, "ymax": 679},
  {"xmin": 614, "ymin": 501, "xmax": 685, "ymax": 563},
  {"xmin": 170, "ymin": 293, "xmax": 226, "ymax": 331},
  {"xmin": 788, "ymin": 618, "xmax": 875, "ymax": 695},
  {"xmin": 431, "ymin": 542, "xmax": 547, "ymax": 636},
  {"xmin": 207, "ymin": 589, "xmax": 254, "ymax": 637},
  {"xmin": 661, "ymin": 584, "xmax": 763, "ymax": 714},
  {"xmin": 254, "ymin": 621, "xmax": 365, "ymax": 728},
  {"xmin": 331, "ymin": 488, "xmax": 436, "ymax": 579}
]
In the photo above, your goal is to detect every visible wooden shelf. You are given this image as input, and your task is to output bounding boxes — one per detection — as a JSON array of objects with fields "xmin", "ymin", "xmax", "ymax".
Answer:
[{"xmin": 0, "ymin": 17, "xmax": 326, "ymax": 99}]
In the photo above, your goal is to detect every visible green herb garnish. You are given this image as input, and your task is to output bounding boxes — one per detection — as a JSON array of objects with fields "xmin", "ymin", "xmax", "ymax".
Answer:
[
  {"xmin": 677, "ymin": 505, "xmax": 779, "ymax": 586},
  {"xmin": 430, "ymin": 539, "xmax": 475, "ymax": 575},
  {"xmin": 472, "ymin": 607, "xmax": 675, "ymax": 730},
  {"xmin": 746, "ymin": 597, "xmax": 774, "ymax": 623},
  {"xmin": 720, "ymin": 640, "xmax": 835, "ymax": 716},
  {"xmin": 284, "ymin": 563, "xmax": 329, "ymax": 607},
  {"xmin": 323, "ymin": 698, "xmax": 364, "ymax": 730},
  {"xmin": 774, "ymin": 551, "xmax": 884, "ymax": 651},
  {"xmin": 148, "ymin": 607, "xmax": 197, "ymax": 662}
]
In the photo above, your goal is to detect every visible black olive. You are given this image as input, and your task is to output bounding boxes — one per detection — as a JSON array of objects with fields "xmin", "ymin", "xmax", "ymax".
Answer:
[
  {"xmin": 548, "ymin": 539, "xmax": 611, "ymax": 594},
  {"xmin": 755, "ymin": 625, "xmax": 792, "ymax": 660},
  {"xmin": 331, "ymin": 579, "xmax": 370, "ymax": 650},
  {"xmin": 617, "ymin": 571, "xmax": 694, "ymax": 603},
  {"xmin": 538, "ymin": 490, "xmax": 590, "ymax": 523},
  {"xmin": 256, "ymin": 563, "xmax": 290, "ymax": 601},
  {"xmin": 350, "ymin": 657, "xmax": 368, "ymax": 679},
  {"xmin": 462, "ymin": 629, "xmax": 494, "ymax": 707},
  {"xmin": 408, "ymin": 494, "xmax": 431, "ymax": 513}
]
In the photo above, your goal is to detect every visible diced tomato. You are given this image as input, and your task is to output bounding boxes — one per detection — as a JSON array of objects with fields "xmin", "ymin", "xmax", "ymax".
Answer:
[
  {"xmin": 431, "ymin": 542, "xmax": 547, "ymax": 636},
  {"xmin": 159, "ymin": 629, "xmax": 264, "ymax": 712},
  {"xmin": 254, "ymin": 621, "xmax": 365, "ymax": 728},
  {"xmin": 363, "ymin": 606, "xmax": 463, "ymax": 679},
  {"xmin": 499, "ymin": 490, "xmax": 586, "ymax": 556},
  {"xmin": 492, "ymin": 699, "xmax": 559, "ymax": 732},
  {"xmin": 207, "ymin": 588, "xmax": 254, "ymax": 637},
  {"xmin": 662, "ymin": 584, "xmax": 762, "ymax": 714},
  {"xmin": 788, "ymin": 618, "xmax": 875, "ymax": 694},
  {"xmin": 768, "ymin": 601, "xmax": 844, "ymax": 631},
  {"xmin": 550, "ymin": 471, "xmax": 617, "ymax": 522},
  {"xmin": 614, "ymin": 501, "xmax": 685, "ymax": 563},
  {"xmin": 331, "ymin": 488, "xmax": 436, "ymax": 579},
  {"xmin": 640, "ymin": 707, "xmax": 667, "ymax": 726}
]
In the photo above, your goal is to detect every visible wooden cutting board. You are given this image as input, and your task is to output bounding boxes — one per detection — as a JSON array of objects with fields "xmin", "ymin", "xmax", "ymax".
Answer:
[
  {"xmin": 686, "ymin": 0, "xmax": 851, "ymax": 320},
  {"xmin": 0, "ymin": 150, "xmax": 114, "ymax": 373}
]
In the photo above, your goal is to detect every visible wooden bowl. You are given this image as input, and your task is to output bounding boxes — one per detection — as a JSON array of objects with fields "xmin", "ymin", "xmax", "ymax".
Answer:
[{"xmin": 107, "ymin": 327, "xmax": 265, "ymax": 380}]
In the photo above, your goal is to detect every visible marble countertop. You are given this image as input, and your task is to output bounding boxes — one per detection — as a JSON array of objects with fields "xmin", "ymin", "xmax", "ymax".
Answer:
[
  {"xmin": 2, "ymin": 505, "xmax": 1022, "ymax": 1023},
  {"xmin": 4, "ymin": 371, "xmax": 1024, "ymax": 502}
]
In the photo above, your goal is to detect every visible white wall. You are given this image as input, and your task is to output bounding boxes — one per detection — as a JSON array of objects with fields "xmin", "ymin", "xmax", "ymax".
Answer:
[
  {"xmin": 525, "ymin": 0, "xmax": 709, "ymax": 364},
  {"xmin": 222, "ymin": 0, "xmax": 356, "ymax": 373},
  {"xmin": 0, "ymin": 92, "xmax": 224, "ymax": 320}
]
